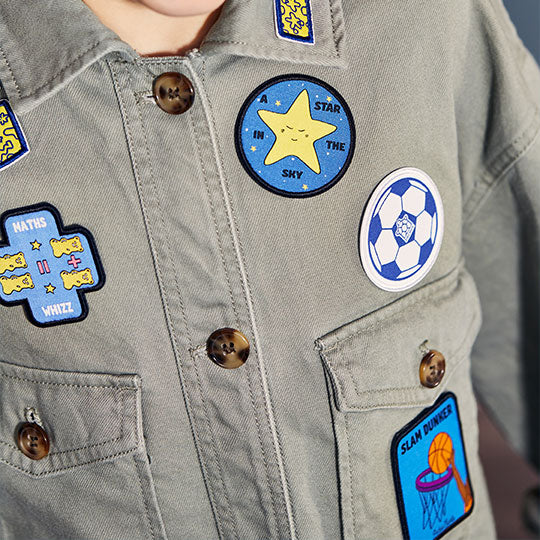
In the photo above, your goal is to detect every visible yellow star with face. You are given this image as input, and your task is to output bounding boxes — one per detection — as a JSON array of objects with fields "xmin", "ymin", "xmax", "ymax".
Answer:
[
  {"xmin": 258, "ymin": 90, "xmax": 337, "ymax": 174},
  {"xmin": 31, "ymin": 240, "xmax": 41, "ymax": 250},
  {"xmin": 45, "ymin": 283, "xmax": 55, "ymax": 294}
]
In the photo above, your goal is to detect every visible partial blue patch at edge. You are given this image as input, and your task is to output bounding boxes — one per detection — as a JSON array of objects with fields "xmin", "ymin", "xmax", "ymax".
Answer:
[{"xmin": 0, "ymin": 99, "xmax": 29, "ymax": 171}]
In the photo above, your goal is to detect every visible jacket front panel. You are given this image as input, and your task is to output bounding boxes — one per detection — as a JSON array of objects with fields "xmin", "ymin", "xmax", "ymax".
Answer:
[{"xmin": 0, "ymin": 0, "xmax": 538, "ymax": 539}]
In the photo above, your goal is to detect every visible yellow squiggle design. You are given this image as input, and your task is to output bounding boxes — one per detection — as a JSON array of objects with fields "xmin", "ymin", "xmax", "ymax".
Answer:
[
  {"xmin": 0, "ymin": 105, "xmax": 22, "ymax": 163},
  {"xmin": 279, "ymin": 0, "xmax": 310, "ymax": 39}
]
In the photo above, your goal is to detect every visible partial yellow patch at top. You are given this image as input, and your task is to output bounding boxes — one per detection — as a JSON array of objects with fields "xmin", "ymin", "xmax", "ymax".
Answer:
[
  {"xmin": 279, "ymin": 0, "xmax": 310, "ymax": 39},
  {"xmin": 0, "ymin": 104, "xmax": 22, "ymax": 163}
]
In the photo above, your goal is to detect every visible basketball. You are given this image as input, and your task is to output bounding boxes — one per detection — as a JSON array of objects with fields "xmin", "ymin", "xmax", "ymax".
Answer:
[{"xmin": 428, "ymin": 432, "xmax": 453, "ymax": 474}]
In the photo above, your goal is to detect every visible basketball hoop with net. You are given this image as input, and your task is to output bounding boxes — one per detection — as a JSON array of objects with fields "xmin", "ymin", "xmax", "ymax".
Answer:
[
  {"xmin": 416, "ymin": 464, "xmax": 453, "ymax": 529},
  {"xmin": 416, "ymin": 431, "xmax": 473, "ymax": 530}
]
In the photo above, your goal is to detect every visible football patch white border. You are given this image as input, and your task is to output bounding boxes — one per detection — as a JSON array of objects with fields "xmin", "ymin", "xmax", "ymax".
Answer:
[{"xmin": 359, "ymin": 167, "xmax": 444, "ymax": 292}]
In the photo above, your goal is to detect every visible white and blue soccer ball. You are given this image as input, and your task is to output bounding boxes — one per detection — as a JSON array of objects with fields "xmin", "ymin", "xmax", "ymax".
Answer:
[{"xmin": 359, "ymin": 168, "xmax": 444, "ymax": 291}]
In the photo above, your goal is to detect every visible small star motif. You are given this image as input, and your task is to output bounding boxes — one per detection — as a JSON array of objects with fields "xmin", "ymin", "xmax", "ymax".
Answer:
[
  {"xmin": 302, "ymin": 184, "xmax": 308, "ymax": 190},
  {"xmin": 45, "ymin": 283, "xmax": 56, "ymax": 294},
  {"xmin": 250, "ymin": 146, "xmax": 257, "ymax": 152},
  {"xmin": 326, "ymin": 96, "xmax": 332, "ymax": 102},
  {"xmin": 275, "ymin": 100, "xmax": 281, "ymax": 106},
  {"xmin": 31, "ymin": 240, "xmax": 41, "ymax": 250},
  {"xmin": 0, "ymin": 112, "xmax": 8, "ymax": 125}
]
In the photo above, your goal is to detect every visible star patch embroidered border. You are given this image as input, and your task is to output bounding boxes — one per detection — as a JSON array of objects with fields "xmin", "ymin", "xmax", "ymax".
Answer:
[
  {"xmin": 0, "ymin": 203, "xmax": 105, "ymax": 326},
  {"xmin": 274, "ymin": 0, "xmax": 314, "ymax": 44},
  {"xmin": 391, "ymin": 393, "xmax": 474, "ymax": 540},
  {"xmin": 235, "ymin": 75, "xmax": 355, "ymax": 198},
  {"xmin": 0, "ymin": 100, "xmax": 29, "ymax": 170}
]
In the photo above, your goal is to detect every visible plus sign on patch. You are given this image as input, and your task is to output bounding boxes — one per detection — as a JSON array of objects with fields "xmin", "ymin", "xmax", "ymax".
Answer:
[
  {"xmin": 235, "ymin": 75, "xmax": 355, "ymax": 198},
  {"xmin": 359, "ymin": 167, "xmax": 444, "ymax": 292},
  {"xmin": 0, "ymin": 204, "xmax": 104, "ymax": 326}
]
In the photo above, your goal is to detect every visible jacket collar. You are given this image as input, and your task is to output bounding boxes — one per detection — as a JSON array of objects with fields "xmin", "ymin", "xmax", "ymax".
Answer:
[{"xmin": 0, "ymin": 0, "xmax": 345, "ymax": 114}]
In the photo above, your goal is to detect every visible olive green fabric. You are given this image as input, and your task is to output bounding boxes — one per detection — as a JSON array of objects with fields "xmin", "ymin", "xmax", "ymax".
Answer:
[{"xmin": 0, "ymin": 0, "xmax": 537, "ymax": 538}]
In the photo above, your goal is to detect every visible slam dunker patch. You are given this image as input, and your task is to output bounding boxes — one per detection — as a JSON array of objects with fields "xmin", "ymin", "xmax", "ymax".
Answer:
[
  {"xmin": 0, "ymin": 204, "xmax": 104, "ymax": 326},
  {"xmin": 359, "ymin": 167, "xmax": 444, "ymax": 291},
  {"xmin": 0, "ymin": 99, "xmax": 29, "ymax": 170},
  {"xmin": 274, "ymin": 0, "xmax": 314, "ymax": 44},
  {"xmin": 391, "ymin": 393, "xmax": 474, "ymax": 540},
  {"xmin": 235, "ymin": 75, "xmax": 355, "ymax": 197}
]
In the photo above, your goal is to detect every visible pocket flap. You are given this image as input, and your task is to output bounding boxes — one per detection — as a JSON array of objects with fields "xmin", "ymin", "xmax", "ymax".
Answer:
[
  {"xmin": 0, "ymin": 361, "xmax": 142, "ymax": 477},
  {"xmin": 315, "ymin": 262, "xmax": 481, "ymax": 412}
]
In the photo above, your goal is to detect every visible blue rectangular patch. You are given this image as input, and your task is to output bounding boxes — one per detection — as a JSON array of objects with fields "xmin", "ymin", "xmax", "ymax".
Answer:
[
  {"xmin": 274, "ymin": 0, "xmax": 314, "ymax": 44},
  {"xmin": 391, "ymin": 393, "xmax": 474, "ymax": 539},
  {"xmin": 0, "ymin": 99, "xmax": 29, "ymax": 170}
]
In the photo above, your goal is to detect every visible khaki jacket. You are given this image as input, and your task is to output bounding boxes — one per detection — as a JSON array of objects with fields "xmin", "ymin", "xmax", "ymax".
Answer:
[{"xmin": 0, "ymin": 0, "xmax": 538, "ymax": 539}]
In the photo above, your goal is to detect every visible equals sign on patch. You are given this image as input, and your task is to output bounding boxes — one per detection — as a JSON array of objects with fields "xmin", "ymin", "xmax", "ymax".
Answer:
[{"xmin": 36, "ymin": 259, "xmax": 50, "ymax": 274}]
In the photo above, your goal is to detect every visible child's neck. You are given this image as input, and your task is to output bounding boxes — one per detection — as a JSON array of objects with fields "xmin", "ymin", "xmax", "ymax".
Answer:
[{"xmin": 82, "ymin": 0, "xmax": 225, "ymax": 57}]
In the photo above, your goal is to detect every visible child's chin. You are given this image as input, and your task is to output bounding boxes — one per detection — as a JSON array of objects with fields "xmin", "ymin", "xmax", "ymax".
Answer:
[{"xmin": 136, "ymin": 0, "xmax": 226, "ymax": 18}]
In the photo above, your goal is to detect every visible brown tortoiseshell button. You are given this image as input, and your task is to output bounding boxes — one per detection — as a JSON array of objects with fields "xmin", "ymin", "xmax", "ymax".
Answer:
[
  {"xmin": 206, "ymin": 328, "xmax": 250, "ymax": 369},
  {"xmin": 419, "ymin": 349, "xmax": 446, "ymax": 388},
  {"xmin": 16, "ymin": 422, "xmax": 50, "ymax": 460},
  {"xmin": 152, "ymin": 72, "xmax": 194, "ymax": 115}
]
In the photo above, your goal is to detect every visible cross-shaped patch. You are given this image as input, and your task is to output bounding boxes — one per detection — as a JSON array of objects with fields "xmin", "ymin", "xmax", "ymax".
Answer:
[{"xmin": 0, "ymin": 203, "xmax": 104, "ymax": 326}]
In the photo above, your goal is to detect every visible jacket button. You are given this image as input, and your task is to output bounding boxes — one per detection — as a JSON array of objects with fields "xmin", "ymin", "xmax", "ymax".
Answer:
[
  {"xmin": 419, "ymin": 349, "xmax": 446, "ymax": 388},
  {"xmin": 152, "ymin": 72, "xmax": 194, "ymax": 114},
  {"xmin": 206, "ymin": 328, "xmax": 250, "ymax": 369},
  {"xmin": 16, "ymin": 422, "xmax": 50, "ymax": 460}
]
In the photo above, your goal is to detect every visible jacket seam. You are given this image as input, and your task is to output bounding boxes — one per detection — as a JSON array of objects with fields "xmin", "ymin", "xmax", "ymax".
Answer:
[
  {"xmin": 191, "ymin": 351, "xmax": 237, "ymax": 539},
  {"xmin": 187, "ymin": 57, "xmax": 298, "ymax": 539},
  {"xmin": 0, "ymin": 45, "xmax": 21, "ymax": 98},
  {"xmin": 202, "ymin": 39, "xmax": 341, "ymax": 59},
  {"xmin": 202, "ymin": 66, "xmax": 300, "ymax": 540},
  {"xmin": 133, "ymin": 454, "xmax": 156, "ymax": 540},
  {"xmin": 108, "ymin": 58, "xmax": 226, "ymax": 539},
  {"xmin": 19, "ymin": 40, "xmax": 103, "ymax": 99},
  {"xmin": 344, "ymin": 413, "xmax": 358, "ymax": 538},
  {"xmin": 0, "ymin": 446, "xmax": 138, "ymax": 477},
  {"xmin": 464, "ymin": 109, "xmax": 540, "ymax": 224},
  {"xmin": 196, "ymin": 56, "xmax": 283, "ymax": 539},
  {"xmin": 187, "ymin": 84, "xmax": 241, "ymax": 327},
  {"xmin": 316, "ymin": 264, "xmax": 463, "ymax": 351},
  {"xmin": 0, "ymin": 371, "xmax": 137, "ymax": 390}
]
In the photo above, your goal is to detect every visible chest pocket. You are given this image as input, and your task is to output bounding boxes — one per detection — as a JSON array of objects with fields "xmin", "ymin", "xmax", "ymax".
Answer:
[
  {"xmin": 0, "ymin": 361, "xmax": 166, "ymax": 540},
  {"xmin": 315, "ymin": 262, "xmax": 489, "ymax": 539}
]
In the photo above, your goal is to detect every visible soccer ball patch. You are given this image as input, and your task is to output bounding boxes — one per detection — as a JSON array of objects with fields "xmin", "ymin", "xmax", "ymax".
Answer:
[
  {"xmin": 359, "ymin": 167, "xmax": 443, "ymax": 291},
  {"xmin": 391, "ymin": 393, "xmax": 474, "ymax": 540}
]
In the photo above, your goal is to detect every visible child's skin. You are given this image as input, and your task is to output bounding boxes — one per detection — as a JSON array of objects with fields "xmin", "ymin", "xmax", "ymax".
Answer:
[{"xmin": 82, "ymin": 0, "xmax": 227, "ymax": 56}]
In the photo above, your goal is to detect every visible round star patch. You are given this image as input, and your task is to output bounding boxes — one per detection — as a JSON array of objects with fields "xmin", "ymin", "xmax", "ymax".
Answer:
[
  {"xmin": 235, "ymin": 75, "xmax": 355, "ymax": 197},
  {"xmin": 359, "ymin": 167, "xmax": 444, "ymax": 292}
]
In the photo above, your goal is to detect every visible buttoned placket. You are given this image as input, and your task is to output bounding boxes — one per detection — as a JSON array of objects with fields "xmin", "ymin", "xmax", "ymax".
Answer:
[{"xmin": 107, "ymin": 52, "xmax": 297, "ymax": 540}]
